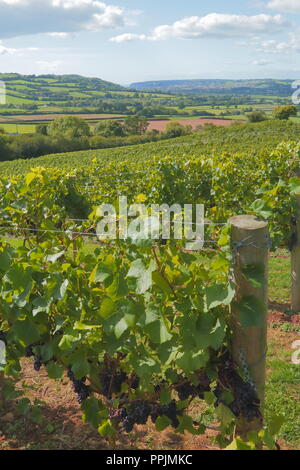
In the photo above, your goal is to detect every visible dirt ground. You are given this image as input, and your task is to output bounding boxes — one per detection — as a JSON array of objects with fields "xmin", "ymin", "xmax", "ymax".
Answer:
[{"xmin": 0, "ymin": 359, "xmax": 217, "ymax": 451}]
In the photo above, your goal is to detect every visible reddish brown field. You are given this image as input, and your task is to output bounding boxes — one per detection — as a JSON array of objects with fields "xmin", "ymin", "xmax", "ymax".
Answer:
[{"xmin": 147, "ymin": 118, "xmax": 240, "ymax": 131}]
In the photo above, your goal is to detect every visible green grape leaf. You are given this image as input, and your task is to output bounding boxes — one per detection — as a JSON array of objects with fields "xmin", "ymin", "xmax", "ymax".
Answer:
[
  {"xmin": 127, "ymin": 259, "xmax": 156, "ymax": 294},
  {"xmin": 13, "ymin": 319, "xmax": 40, "ymax": 346},
  {"xmin": 160, "ymin": 388, "xmax": 172, "ymax": 405},
  {"xmin": 32, "ymin": 297, "xmax": 51, "ymax": 316},
  {"xmin": 90, "ymin": 263, "xmax": 113, "ymax": 283},
  {"xmin": 46, "ymin": 251, "xmax": 65, "ymax": 263},
  {"xmin": 71, "ymin": 351, "xmax": 90, "ymax": 379},
  {"xmin": 152, "ymin": 271, "xmax": 172, "ymax": 294},
  {"xmin": 46, "ymin": 362, "xmax": 64, "ymax": 380},
  {"xmin": 52, "ymin": 278, "xmax": 69, "ymax": 301},
  {"xmin": 155, "ymin": 416, "xmax": 171, "ymax": 431},
  {"xmin": 145, "ymin": 318, "xmax": 172, "ymax": 344},
  {"xmin": 82, "ymin": 397, "xmax": 103, "ymax": 428},
  {"xmin": 205, "ymin": 283, "xmax": 235, "ymax": 310},
  {"xmin": 115, "ymin": 318, "xmax": 128, "ymax": 339},
  {"xmin": 226, "ymin": 437, "xmax": 256, "ymax": 450},
  {"xmin": 99, "ymin": 297, "xmax": 115, "ymax": 319}
]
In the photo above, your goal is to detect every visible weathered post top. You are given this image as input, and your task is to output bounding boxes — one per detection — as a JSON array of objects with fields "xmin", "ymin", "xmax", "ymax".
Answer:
[{"xmin": 229, "ymin": 215, "xmax": 268, "ymax": 231}]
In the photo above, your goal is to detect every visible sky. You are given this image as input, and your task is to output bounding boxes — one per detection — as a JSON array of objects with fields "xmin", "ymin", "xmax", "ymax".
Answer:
[{"xmin": 0, "ymin": 0, "xmax": 300, "ymax": 85}]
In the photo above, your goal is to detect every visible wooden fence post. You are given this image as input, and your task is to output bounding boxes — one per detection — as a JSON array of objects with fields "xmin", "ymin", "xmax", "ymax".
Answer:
[
  {"xmin": 229, "ymin": 215, "xmax": 269, "ymax": 435},
  {"xmin": 291, "ymin": 196, "xmax": 300, "ymax": 312}
]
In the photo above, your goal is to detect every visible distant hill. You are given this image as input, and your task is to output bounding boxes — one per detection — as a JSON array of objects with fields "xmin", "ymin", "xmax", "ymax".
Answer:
[
  {"xmin": 0, "ymin": 73, "xmax": 126, "ymax": 108},
  {"xmin": 130, "ymin": 79, "xmax": 294, "ymax": 96}
]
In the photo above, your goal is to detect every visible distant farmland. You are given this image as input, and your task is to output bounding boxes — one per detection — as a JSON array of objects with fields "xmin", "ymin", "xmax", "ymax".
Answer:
[{"xmin": 0, "ymin": 115, "xmax": 242, "ymax": 134}]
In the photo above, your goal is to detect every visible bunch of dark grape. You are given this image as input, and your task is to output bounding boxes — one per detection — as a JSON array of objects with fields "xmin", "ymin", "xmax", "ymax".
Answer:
[
  {"xmin": 25, "ymin": 343, "xmax": 49, "ymax": 372},
  {"xmin": 176, "ymin": 371, "xmax": 211, "ymax": 400},
  {"xmin": 129, "ymin": 373, "xmax": 139, "ymax": 390},
  {"xmin": 128, "ymin": 400, "xmax": 151, "ymax": 425},
  {"xmin": 99, "ymin": 365, "xmax": 127, "ymax": 398},
  {"xmin": 216, "ymin": 361, "xmax": 261, "ymax": 423},
  {"xmin": 109, "ymin": 401, "xmax": 151, "ymax": 433},
  {"xmin": 122, "ymin": 414, "xmax": 135, "ymax": 433},
  {"xmin": 154, "ymin": 380, "xmax": 167, "ymax": 394},
  {"xmin": 150, "ymin": 400, "xmax": 180, "ymax": 429},
  {"xmin": 67, "ymin": 367, "xmax": 91, "ymax": 404},
  {"xmin": 25, "ymin": 345, "xmax": 35, "ymax": 358},
  {"xmin": 25, "ymin": 342, "xmax": 44, "ymax": 358},
  {"xmin": 110, "ymin": 407, "xmax": 134, "ymax": 433},
  {"xmin": 33, "ymin": 354, "xmax": 54, "ymax": 372},
  {"xmin": 34, "ymin": 355, "xmax": 42, "ymax": 372},
  {"xmin": 230, "ymin": 379, "xmax": 261, "ymax": 422},
  {"xmin": 176, "ymin": 382, "xmax": 195, "ymax": 400}
]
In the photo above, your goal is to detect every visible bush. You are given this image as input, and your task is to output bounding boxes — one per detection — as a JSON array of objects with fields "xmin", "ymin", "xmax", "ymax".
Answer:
[
  {"xmin": 0, "ymin": 135, "xmax": 13, "ymax": 161},
  {"xmin": 94, "ymin": 120, "xmax": 125, "ymax": 137},
  {"xmin": 48, "ymin": 116, "xmax": 90, "ymax": 138},
  {"xmin": 8, "ymin": 135, "xmax": 53, "ymax": 159},
  {"xmin": 163, "ymin": 121, "xmax": 191, "ymax": 138},
  {"xmin": 274, "ymin": 105, "xmax": 298, "ymax": 120},
  {"xmin": 36, "ymin": 124, "xmax": 48, "ymax": 136},
  {"xmin": 247, "ymin": 111, "xmax": 268, "ymax": 123}
]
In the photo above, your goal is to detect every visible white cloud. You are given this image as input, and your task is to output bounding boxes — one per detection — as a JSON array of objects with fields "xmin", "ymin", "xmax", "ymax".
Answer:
[
  {"xmin": 110, "ymin": 13, "xmax": 290, "ymax": 43},
  {"xmin": 0, "ymin": 40, "xmax": 37, "ymax": 55},
  {"xmin": 0, "ymin": 42, "xmax": 17, "ymax": 55},
  {"xmin": 258, "ymin": 31, "xmax": 300, "ymax": 53},
  {"xmin": 36, "ymin": 60, "xmax": 63, "ymax": 73},
  {"xmin": 110, "ymin": 33, "xmax": 147, "ymax": 43},
  {"xmin": 0, "ymin": 0, "xmax": 25, "ymax": 3},
  {"xmin": 252, "ymin": 58, "xmax": 273, "ymax": 65},
  {"xmin": 47, "ymin": 32, "xmax": 71, "ymax": 38},
  {"xmin": 88, "ymin": 5, "xmax": 125, "ymax": 30},
  {"xmin": 266, "ymin": 0, "xmax": 300, "ymax": 13},
  {"xmin": 0, "ymin": 0, "xmax": 127, "ymax": 38}
]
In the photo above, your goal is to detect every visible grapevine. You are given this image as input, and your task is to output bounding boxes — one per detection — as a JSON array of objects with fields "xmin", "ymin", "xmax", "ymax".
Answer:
[{"xmin": 0, "ymin": 127, "xmax": 297, "ymax": 449}]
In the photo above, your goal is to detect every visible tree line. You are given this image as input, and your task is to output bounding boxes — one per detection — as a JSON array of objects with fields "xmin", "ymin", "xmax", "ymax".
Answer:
[{"xmin": 0, "ymin": 116, "xmax": 192, "ymax": 162}]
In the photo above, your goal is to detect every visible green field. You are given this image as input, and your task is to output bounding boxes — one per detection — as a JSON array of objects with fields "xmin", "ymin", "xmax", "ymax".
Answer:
[{"xmin": 0, "ymin": 123, "xmax": 36, "ymax": 133}]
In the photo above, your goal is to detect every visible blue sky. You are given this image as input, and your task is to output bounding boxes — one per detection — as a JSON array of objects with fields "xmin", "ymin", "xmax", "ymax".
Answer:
[{"xmin": 0, "ymin": 0, "xmax": 300, "ymax": 84}]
